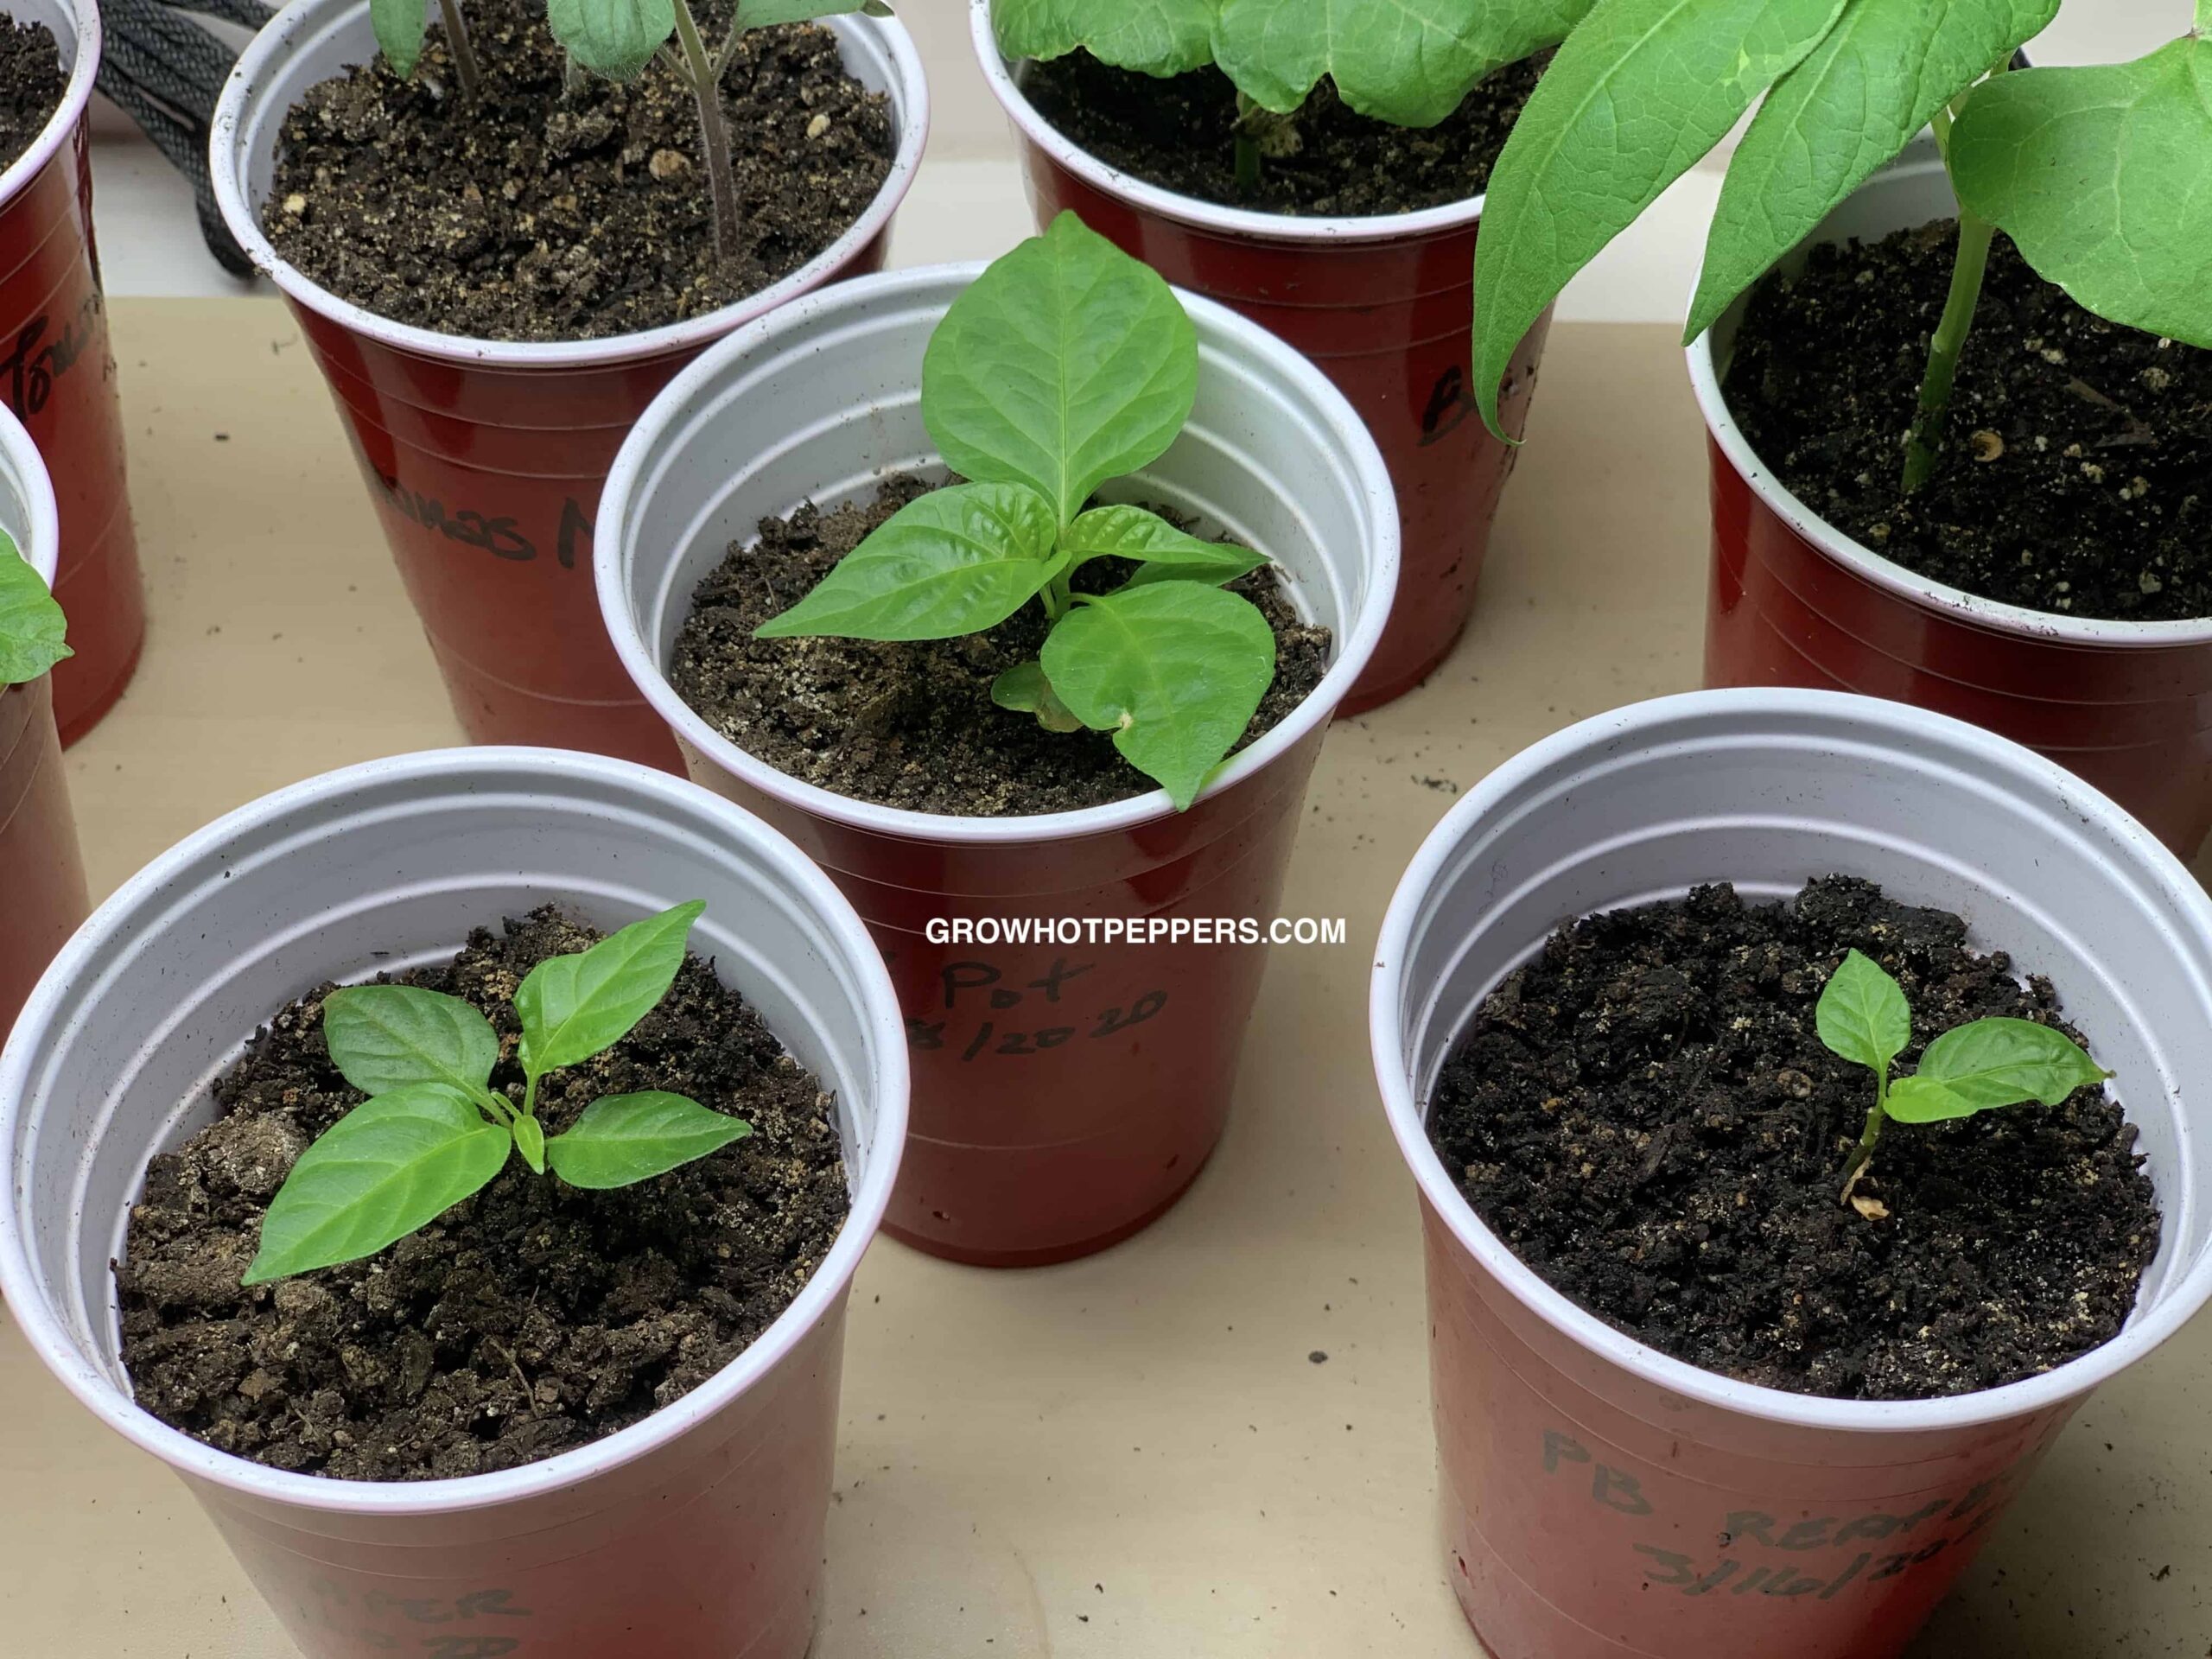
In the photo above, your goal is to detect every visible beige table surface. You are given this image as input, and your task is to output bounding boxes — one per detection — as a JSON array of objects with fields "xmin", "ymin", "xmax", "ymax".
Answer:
[{"xmin": 2, "ymin": 302, "xmax": 2205, "ymax": 1656}]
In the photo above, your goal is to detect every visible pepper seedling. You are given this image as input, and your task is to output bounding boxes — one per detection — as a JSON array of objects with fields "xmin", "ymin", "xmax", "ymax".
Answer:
[
  {"xmin": 244, "ymin": 902, "xmax": 752, "ymax": 1285},
  {"xmin": 991, "ymin": 0, "xmax": 1592, "ymax": 193},
  {"xmin": 756, "ymin": 212, "xmax": 1278, "ymax": 811},
  {"xmin": 1471, "ymin": 0, "xmax": 2212, "ymax": 492},
  {"xmin": 0, "ymin": 529, "xmax": 68, "ymax": 688},
  {"xmin": 1816, "ymin": 948, "xmax": 2106, "ymax": 1203},
  {"xmin": 546, "ymin": 0, "xmax": 893, "ymax": 269}
]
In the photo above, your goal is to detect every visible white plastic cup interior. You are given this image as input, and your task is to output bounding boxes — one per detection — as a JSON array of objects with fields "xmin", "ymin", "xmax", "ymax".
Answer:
[
  {"xmin": 0, "ymin": 401, "xmax": 59, "ymax": 587},
  {"xmin": 595, "ymin": 262, "xmax": 1401, "ymax": 841},
  {"xmin": 0, "ymin": 0, "xmax": 98, "ymax": 214},
  {"xmin": 0, "ymin": 747, "xmax": 910, "ymax": 1512},
  {"xmin": 1373, "ymin": 688, "xmax": 2212, "ymax": 1433},
  {"xmin": 210, "ymin": 0, "xmax": 930, "ymax": 365}
]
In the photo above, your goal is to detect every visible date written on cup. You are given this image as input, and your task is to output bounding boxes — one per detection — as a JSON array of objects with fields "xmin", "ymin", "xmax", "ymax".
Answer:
[{"xmin": 906, "ymin": 955, "xmax": 1169, "ymax": 1062}]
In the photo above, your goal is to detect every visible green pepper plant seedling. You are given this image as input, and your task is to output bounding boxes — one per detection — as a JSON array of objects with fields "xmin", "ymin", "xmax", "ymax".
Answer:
[
  {"xmin": 0, "ymin": 529, "xmax": 68, "ymax": 689},
  {"xmin": 990, "ymin": 0, "xmax": 1592, "ymax": 194},
  {"xmin": 1471, "ymin": 0, "xmax": 2212, "ymax": 493},
  {"xmin": 1816, "ymin": 948, "xmax": 2106, "ymax": 1205},
  {"xmin": 244, "ymin": 901, "xmax": 753, "ymax": 1284},
  {"xmin": 757, "ymin": 211, "xmax": 1281, "ymax": 812},
  {"xmin": 547, "ymin": 0, "xmax": 893, "ymax": 269}
]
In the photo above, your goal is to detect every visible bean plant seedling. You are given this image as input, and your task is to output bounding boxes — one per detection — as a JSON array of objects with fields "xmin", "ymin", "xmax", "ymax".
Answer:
[
  {"xmin": 1816, "ymin": 948, "xmax": 2106, "ymax": 1203},
  {"xmin": 0, "ymin": 529, "xmax": 68, "ymax": 688},
  {"xmin": 756, "ymin": 211, "xmax": 1279, "ymax": 811},
  {"xmin": 1472, "ymin": 0, "xmax": 2212, "ymax": 493},
  {"xmin": 992, "ymin": 0, "xmax": 1592, "ymax": 193},
  {"xmin": 244, "ymin": 902, "xmax": 751, "ymax": 1285}
]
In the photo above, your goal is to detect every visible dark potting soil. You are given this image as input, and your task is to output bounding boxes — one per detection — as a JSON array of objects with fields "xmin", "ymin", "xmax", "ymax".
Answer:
[
  {"xmin": 1427, "ymin": 877, "xmax": 2160, "ymax": 1402},
  {"xmin": 264, "ymin": 0, "xmax": 893, "ymax": 341},
  {"xmin": 0, "ymin": 14, "xmax": 64, "ymax": 174},
  {"xmin": 1018, "ymin": 50, "xmax": 1544, "ymax": 216},
  {"xmin": 117, "ymin": 907, "xmax": 849, "ymax": 1482},
  {"xmin": 671, "ymin": 474, "xmax": 1333, "ymax": 816},
  {"xmin": 1726, "ymin": 221, "xmax": 2212, "ymax": 621}
]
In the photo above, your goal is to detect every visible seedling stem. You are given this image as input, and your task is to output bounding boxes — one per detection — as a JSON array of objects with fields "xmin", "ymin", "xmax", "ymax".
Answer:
[
  {"xmin": 435, "ymin": 0, "xmax": 481, "ymax": 99},
  {"xmin": 671, "ymin": 0, "xmax": 744, "ymax": 266}
]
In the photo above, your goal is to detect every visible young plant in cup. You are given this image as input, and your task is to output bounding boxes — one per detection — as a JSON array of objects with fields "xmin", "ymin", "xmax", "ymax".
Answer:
[
  {"xmin": 991, "ymin": 0, "xmax": 1591, "ymax": 193},
  {"xmin": 757, "ymin": 211, "xmax": 1278, "ymax": 811},
  {"xmin": 244, "ymin": 901, "xmax": 752, "ymax": 1284},
  {"xmin": 545, "ymin": 0, "xmax": 893, "ymax": 264},
  {"xmin": 1471, "ymin": 0, "xmax": 2212, "ymax": 485},
  {"xmin": 0, "ymin": 528, "xmax": 68, "ymax": 686}
]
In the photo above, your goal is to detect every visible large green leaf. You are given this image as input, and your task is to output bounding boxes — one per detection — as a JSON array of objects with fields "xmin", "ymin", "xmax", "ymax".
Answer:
[
  {"xmin": 515, "ymin": 902, "xmax": 707, "ymax": 1077},
  {"xmin": 989, "ymin": 0, "xmax": 1219, "ymax": 76},
  {"xmin": 243, "ymin": 1086, "xmax": 512, "ymax": 1284},
  {"xmin": 1951, "ymin": 37, "xmax": 2212, "ymax": 351},
  {"xmin": 1214, "ymin": 0, "xmax": 1591, "ymax": 126},
  {"xmin": 1472, "ymin": 0, "xmax": 1853, "ymax": 434},
  {"xmin": 1063, "ymin": 505, "xmax": 1265, "ymax": 588},
  {"xmin": 925, "ymin": 213, "xmax": 1198, "ymax": 529},
  {"xmin": 547, "ymin": 0, "xmax": 675, "ymax": 79},
  {"xmin": 1688, "ymin": 0, "xmax": 2056, "ymax": 342},
  {"xmin": 1815, "ymin": 948, "xmax": 1911, "ymax": 1077},
  {"xmin": 1885, "ymin": 1017, "xmax": 2107, "ymax": 1124},
  {"xmin": 545, "ymin": 1092, "xmax": 753, "ymax": 1189},
  {"xmin": 0, "ymin": 532, "xmax": 68, "ymax": 687},
  {"xmin": 756, "ymin": 484, "xmax": 1062, "ymax": 641},
  {"xmin": 370, "ymin": 0, "xmax": 429, "ymax": 78},
  {"xmin": 1042, "ymin": 582, "xmax": 1276, "ymax": 810},
  {"xmin": 740, "ymin": 0, "xmax": 893, "ymax": 29},
  {"xmin": 323, "ymin": 985, "xmax": 500, "ymax": 1103}
]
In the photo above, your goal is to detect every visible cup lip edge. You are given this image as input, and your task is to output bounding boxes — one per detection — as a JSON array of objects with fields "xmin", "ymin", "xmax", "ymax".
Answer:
[
  {"xmin": 1369, "ymin": 685, "xmax": 2212, "ymax": 1435},
  {"xmin": 207, "ymin": 0, "xmax": 933, "ymax": 372},
  {"xmin": 0, "ymin": 402, "xmax": 60, "ymax": 587},
  {"xmin": 0, "ymin": 745, "xmax": 913, "ymax": 1514},
  {"xmin": 593, "ymin": 258, "xmax": 1404, "ymax": 849},
  {"xmin": 0, "ymin": 0, "xmax": 100, "ymax": 214}
]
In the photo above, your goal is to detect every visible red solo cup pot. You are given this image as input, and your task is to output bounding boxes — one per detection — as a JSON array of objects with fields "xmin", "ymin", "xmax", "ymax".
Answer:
[
  {"xmin": 1, "ymin": 0, "xmax": 144, "ymax": 743},
  {"xmin": 0, "ymin": 399, "xmax": 86, "ymax": 1035},
  {"xmin": 0, "ymin": 747, "xmax": 909, "ymax": 1659},
  {"xmin": 969, "ymin": 0, "xmax": 1547, "ymax": 716},
  {"xmin": 1371, "ymin": 688, "xmax": 2212, "ymax": 1659},
  {"xmin": 209, "ymin": 0, "xmax": 929, "ymax": 770},
  {"xmin": 1690, "ymin": 137, "xmax": 2212, "ymax": 857},
  {"xmin": 599, "ymin": 266, "xmax": 1400, "ymax": 1268}
]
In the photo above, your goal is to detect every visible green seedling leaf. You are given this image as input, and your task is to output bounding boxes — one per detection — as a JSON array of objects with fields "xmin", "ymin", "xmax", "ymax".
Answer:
[
  {"xmin": 516, "ymin": 901, "xmax": 707, "ymax": 1076},
  {"xmin": 370, "ymin": 0, "xmax": 430, "ymax": 77},
  {"xmin": 547, "ymin": 0, "xmax": 675, "ymax": 79},
  {"xmin": 512, "ymin": 1114, "xmax": 547, "ymax": 1174},
  {"xmin": 1043, "ymin": 582, "xmax": 1275, "ymax": 810},
  {"xmin": 324, "ymin": 985, "xmax": 500, "ymax": 1103},
  {"xmin": 1885, "ymin": 1017, "xmax": 2108, "ymax": 1124},
  {"xmin": 1688, "ymin": 0, "xmax": 2056, "ymax": 342},
  {"xmin": 757, "ymin": 483, "xmax": 1061, "ymax": 641},
  {"xmin": 925, "ymin": 213, "xmax": 1198, "ymax": 527},
  {"xmin": 991, "ymin": 660, "xmax": 1085, "ymax": 731},
  {"xmin": 545, "ymin": 1092, "xmax": 753, "ymax": 1189},
  {"xmin": 990, "ymin": 0, "xmax": 1219, "ymax": 75},
  {"xmin": 741, "ymin": 0, "xmax": 893, "ymax": 27},
  {"xmin": 1214, "ymin": 0, "xmax": 1592, "ymax": 127},
  {"xmin": 0, "ymin": 531, "xmax": 69, "ymax": 687},
  {"xmin": 1063, "ymin": 505, "xmax": 1266, "ymax": 588},
  {"xmin": 1473, "ymin": 0, "xmax": 1853, "ymax": 435},
  {"xmin": 1951, "ymin": 37, "xmax": 2212, "ymax": 351},
  {"xmin": 243, "ymin": 1085, "xmax": 511, "ymax": 1283},
  {"xmin": 1815, "ymin": 948, "xmax": 1911, "ymax": 1076}
]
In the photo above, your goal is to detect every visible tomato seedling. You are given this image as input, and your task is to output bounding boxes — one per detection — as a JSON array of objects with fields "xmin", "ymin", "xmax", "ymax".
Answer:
[
  {"xmin": 1471, "ymin": 0, "xmax": 2212, "ymax": 492},
  {"xmin": 1817, "ymin": 948, "xmax": 2107, "ymax": 1202},
  {"xmin": 0, "ymin": 529, "xmax": 67, "ymax": 687},
  {"xmin": 244, "ymin": 902, "xmax": 752, "ymax": 1285},
  {"xmin": 757, "ymin": 212, "xmax": 1281, "ymax": 812}
]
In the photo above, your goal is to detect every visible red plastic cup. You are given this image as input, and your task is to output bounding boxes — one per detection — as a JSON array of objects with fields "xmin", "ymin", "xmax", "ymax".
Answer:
[
  {"xmin": 0, "ymin": 402, "xmax": 86, "ymax": 1037},
  {"xmin": 0, "ymin": 0, "xmax": 145, "ymax": 744},
  {"xmin": 1374, "ymin": 690, "xmax": 2212, "ymax": 1658},
  {"xmin": 1689, "ymin": 138, "xmax": 2212, "ymax": 858},
  {"xmin": 969, "ymin": 0, "xmax": 1548, "ymax": 715},
  {"xmin": 600, "ymin": 267, "xmax": 1402, "ymax": 1268},
  {"xmin": 210, "ymin": 0, "xmax": 930, "ymax": 770}
]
